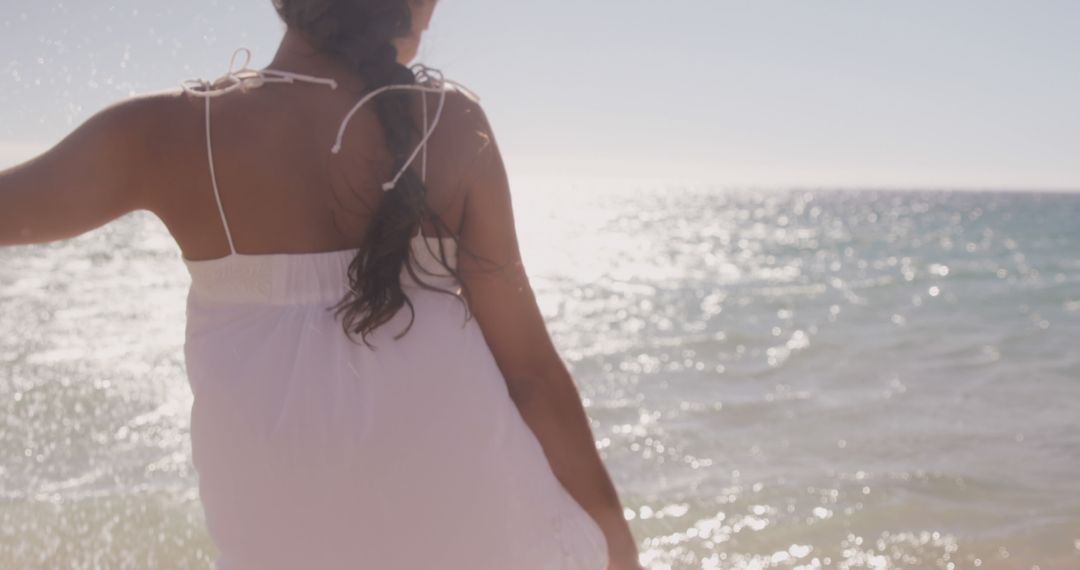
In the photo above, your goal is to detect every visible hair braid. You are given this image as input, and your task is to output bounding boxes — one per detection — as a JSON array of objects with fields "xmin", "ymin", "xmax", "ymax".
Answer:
[{"xmin": 273, "ymin": 0, "xmax": 472, "ymax": 349}]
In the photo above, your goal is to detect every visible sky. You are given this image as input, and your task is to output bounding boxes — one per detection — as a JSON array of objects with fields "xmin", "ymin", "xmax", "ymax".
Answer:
[{"xmin": 1, "ymin": 0, "xmax": 1078, "ymax": 191}]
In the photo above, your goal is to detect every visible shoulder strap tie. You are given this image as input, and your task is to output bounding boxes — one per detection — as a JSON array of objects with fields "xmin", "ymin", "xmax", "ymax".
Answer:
[{"xmin": 181, "ymin": 47, "xmax": 479, "ymax": 193}]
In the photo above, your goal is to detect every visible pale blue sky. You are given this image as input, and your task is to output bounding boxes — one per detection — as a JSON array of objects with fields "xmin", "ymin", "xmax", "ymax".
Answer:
[{"xmin": 1, "ymin": 0, "xmax": 1077, "ymax": 190}]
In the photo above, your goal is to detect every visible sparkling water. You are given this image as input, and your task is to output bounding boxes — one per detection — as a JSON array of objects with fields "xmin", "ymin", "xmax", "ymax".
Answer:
[{"xmin": 2, "ymin": 187, "xmax": 1079, "ymax": 569}]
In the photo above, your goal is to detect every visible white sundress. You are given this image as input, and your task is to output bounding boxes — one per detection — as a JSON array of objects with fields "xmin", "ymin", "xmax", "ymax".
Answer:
[{"xmin": 178, "ymin": 49, "xmax": 609, "ymax": 570}]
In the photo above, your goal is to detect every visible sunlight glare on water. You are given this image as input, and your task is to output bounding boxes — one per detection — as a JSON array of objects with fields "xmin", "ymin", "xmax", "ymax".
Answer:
[
  {"xmin": 514, "ymin": 186, "xmax": 1080, "ymax": 570},
  {"xmin": 3, "ymin": 184, "xmax": 1080, "ymax": 568}
]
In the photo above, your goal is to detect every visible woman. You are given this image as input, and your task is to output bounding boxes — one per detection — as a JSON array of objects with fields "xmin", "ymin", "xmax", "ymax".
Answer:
[{"xmin": 0, "ymin": 0, "xmax": 643, "ymax": 568}]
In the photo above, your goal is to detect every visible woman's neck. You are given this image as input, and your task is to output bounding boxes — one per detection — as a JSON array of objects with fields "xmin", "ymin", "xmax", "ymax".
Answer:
[{"xmin": 266, "ymin": 28, "xmax": 370, "ymax": 91}]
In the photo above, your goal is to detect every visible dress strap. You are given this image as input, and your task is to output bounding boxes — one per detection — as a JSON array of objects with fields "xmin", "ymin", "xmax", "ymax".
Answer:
[
  {"xmin": 203, "ymin": 95, "xmax": 236, "ymax": 255},
  {"xmin": 179, "ymin": 48, "xmax": 340, "ymax": 96},
  {"xmin": 181, "ymin": 48, "xmax": 343, "ymax": 256},
  {"xmin": 331, "ymin": 64, "xmax": 478, "ymax": 192},
  {"xmin": 180, "ymin": 47, "xmax": 479, "ymax": 253}
]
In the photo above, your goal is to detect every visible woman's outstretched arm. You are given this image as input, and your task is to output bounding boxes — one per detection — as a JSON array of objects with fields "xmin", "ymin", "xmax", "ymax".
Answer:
[
  {"xmin": 0, "ymin": 95, "xmax": 164, "ymax": 247},
  {"xmin": 452, "ymin": 93, "xmax": 643, "ymax": 570}
]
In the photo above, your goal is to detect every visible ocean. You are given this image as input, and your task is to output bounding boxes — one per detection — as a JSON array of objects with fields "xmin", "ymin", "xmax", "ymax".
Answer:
[{"xmin": 2, "ymin": 187, "xmax": 1078, "ymax": 569}]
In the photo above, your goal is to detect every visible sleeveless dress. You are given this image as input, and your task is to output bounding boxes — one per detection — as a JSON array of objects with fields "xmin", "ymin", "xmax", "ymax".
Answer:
[{"xmin": 179, "ymin": 49, "xmax": 609, "ymax": 570}]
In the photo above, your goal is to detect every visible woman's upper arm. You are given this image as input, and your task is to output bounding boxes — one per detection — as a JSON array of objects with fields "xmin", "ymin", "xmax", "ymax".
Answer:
[
  {"xmin": 454, "ymin": 97, "xmax": 566, "ymax": 402},
  {"xmin": 0, "ymin": 92, "xmax": 174, "ymax": 247}
]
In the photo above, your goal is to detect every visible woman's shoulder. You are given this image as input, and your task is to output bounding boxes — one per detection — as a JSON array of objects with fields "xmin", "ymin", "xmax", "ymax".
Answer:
[
  {"xmin": 409, "ymin": 68, "xmax": 495, "ymax": 149},
  {"xmin": 73, "ymin": 86, "xmax": 202, "ymax": 177},
  {"xmin": 411, "ymin": 65, "xmax": 482, "ymax": 114},
  {"xmin": 87, "ymin": 82, "xmax": 213, "ymax": 163},
  {"xmin": 95, "ymin": 85, "xmax": 199, "ymax": 126},
  {"xmin": 91, "ymin": 83, "xmax": 217, "ymax": 199}
]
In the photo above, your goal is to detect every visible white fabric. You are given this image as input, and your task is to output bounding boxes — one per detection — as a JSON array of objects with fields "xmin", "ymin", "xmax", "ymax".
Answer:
[{"xmin": 180, "ymin": 48, "xmax": 609, "ymax": 570}]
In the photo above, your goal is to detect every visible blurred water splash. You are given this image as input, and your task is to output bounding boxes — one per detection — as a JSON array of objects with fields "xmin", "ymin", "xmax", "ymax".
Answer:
[{"xmin": 2, "ymin": 187, "xmax": 1080, "ymax": 569}]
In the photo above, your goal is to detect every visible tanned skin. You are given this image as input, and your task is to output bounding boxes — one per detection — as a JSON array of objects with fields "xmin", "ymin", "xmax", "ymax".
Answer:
[{"xmin": 0, "ymin": 3, "xmax": 643, "ymax": 567}]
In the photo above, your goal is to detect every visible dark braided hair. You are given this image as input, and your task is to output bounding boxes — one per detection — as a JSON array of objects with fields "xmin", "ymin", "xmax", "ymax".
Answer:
[{"xmin": 273, "ymin": 0, "xmax": 474, "ymax": 348}]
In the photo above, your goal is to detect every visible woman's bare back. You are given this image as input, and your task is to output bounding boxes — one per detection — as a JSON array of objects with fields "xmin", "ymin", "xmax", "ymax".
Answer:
[{"xmin": 147, "ymin": 62, "xmax": 480, "ymax": 262}]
